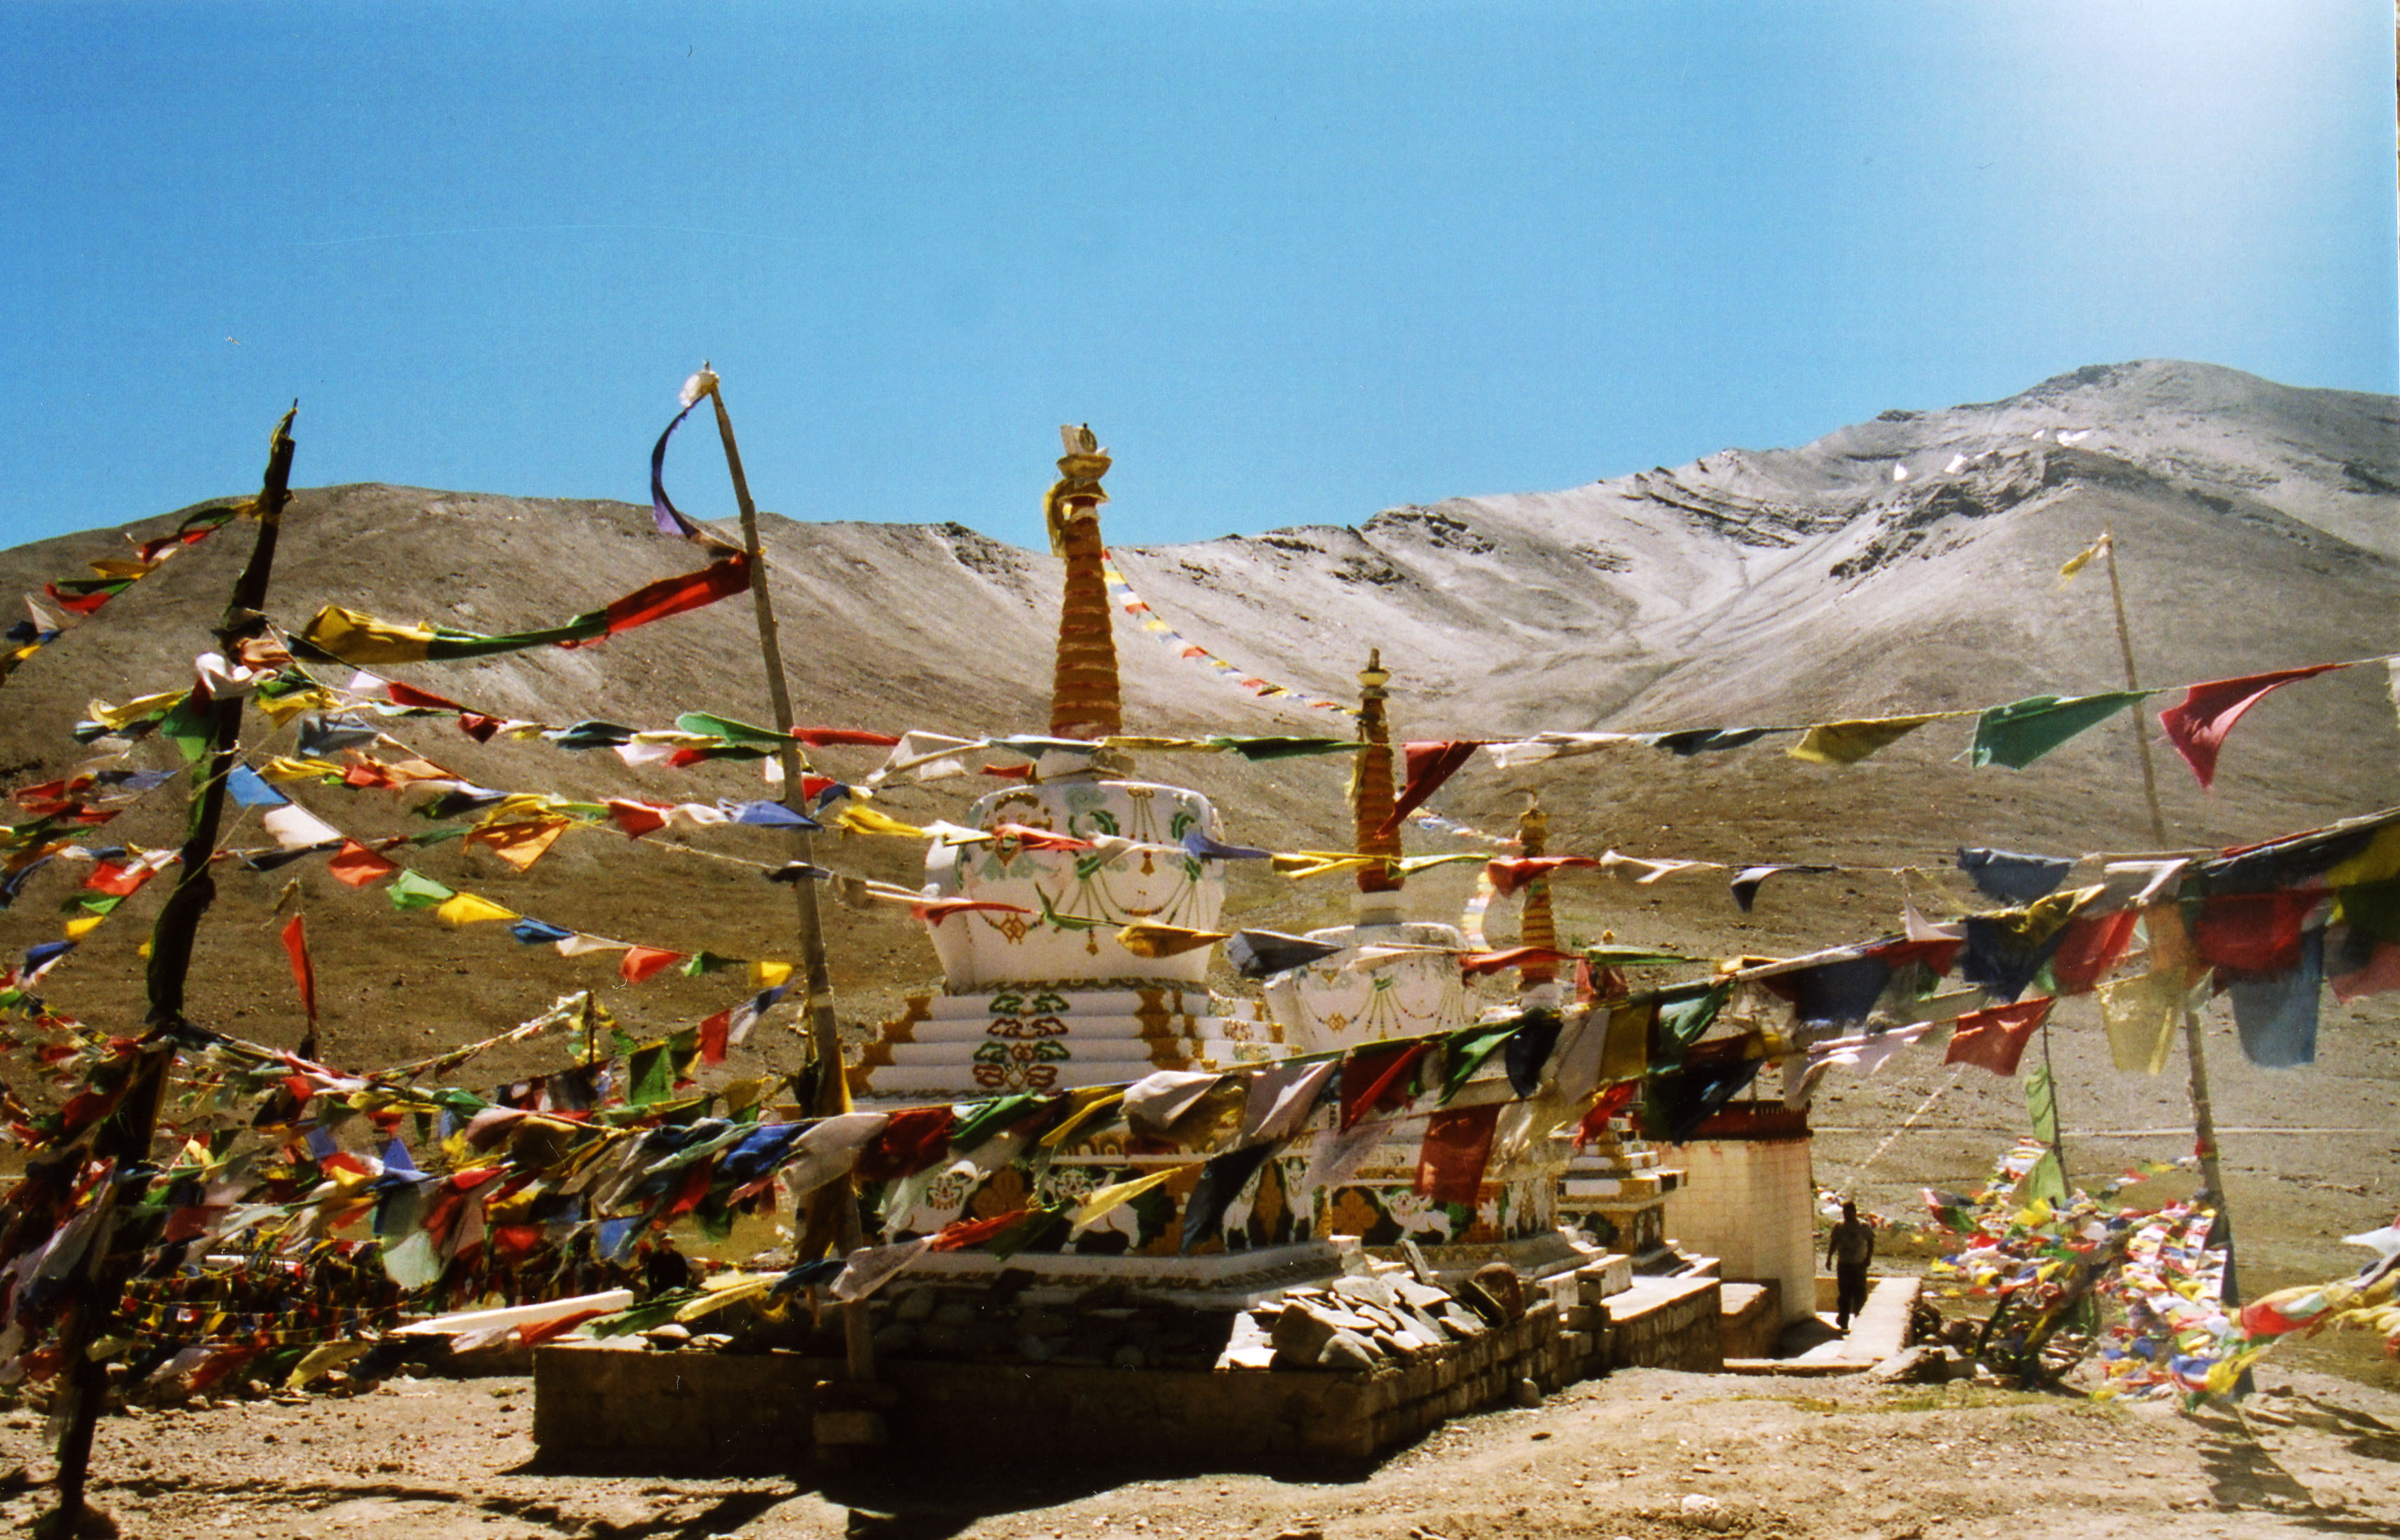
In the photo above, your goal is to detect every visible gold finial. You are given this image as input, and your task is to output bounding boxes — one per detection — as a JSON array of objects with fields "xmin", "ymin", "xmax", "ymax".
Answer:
[
  {"xmin": 1516, "ymin": 791, "xmax": 1549, "ymax": 858},
  {"xmin": 1046, "ymin": 424, "xmax": 1121, "ymax": 742}
]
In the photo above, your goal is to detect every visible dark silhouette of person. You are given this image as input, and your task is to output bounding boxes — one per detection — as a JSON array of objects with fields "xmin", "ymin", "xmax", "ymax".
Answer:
[{"xmin": 1827, "ymin": 1199, "xmax": 1875, "ymax": 1331}]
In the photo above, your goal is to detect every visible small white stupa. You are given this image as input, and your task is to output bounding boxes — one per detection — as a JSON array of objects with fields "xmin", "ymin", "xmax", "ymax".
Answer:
[{"xmin": 1261, "ymin": 656, "xmax": 1589, "ymax": 1280}]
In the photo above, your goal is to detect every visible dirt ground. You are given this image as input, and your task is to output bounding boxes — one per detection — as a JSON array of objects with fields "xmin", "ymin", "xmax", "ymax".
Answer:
[{"xmin": 3, "ymin": 1358, "xmax": 2396, "ymax": 1540}]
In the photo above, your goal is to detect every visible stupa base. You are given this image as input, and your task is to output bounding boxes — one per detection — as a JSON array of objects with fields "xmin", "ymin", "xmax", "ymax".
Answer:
[{"xmin": 895, "ymin": 1236, "xmax": 1352, "ymax": 1309}]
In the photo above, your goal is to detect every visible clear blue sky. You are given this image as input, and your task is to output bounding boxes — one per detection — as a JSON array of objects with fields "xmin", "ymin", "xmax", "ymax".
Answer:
[{"xmin": 4, "ymin": 1, "xmax": 2392, "ymax": 555}]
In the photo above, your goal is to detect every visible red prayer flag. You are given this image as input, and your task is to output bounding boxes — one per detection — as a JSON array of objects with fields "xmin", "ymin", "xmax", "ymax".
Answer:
[
  {"xmin": 605, "ymin": 798, "xmax": 674, "ymax": 838},
  {"xmin": 2192, "ymin": 888, "xmax": 2321, "ymax": 976},
  {"xmin": 1941, "ymin": 998, "xmax": 2054, "ymax": 1076},
  {"xmin": 280, "ymin": 914, "xmax": 318, "ymax": 1027},
  {"xmin": 326, "ymin": 839, "xmax": 399, "ymax": 888},
  {"xmin": 385, "ymin": 681, "xmax": 467, "ymax": 710},
  {"xmin": 1574, "ymin": 1080, "xmax": 1640, "ymax": 1149},
  {"xmin": 1378, "ymin": 741, "xmax": 1485, "ymax": 838},
  {"xmin": 1414, "ymin": 1102, "xmax": 1502, "ymax": 1205},
  {"xmin": 911, "ymin": 899, "xmax": 1032, "ymax": 927},
  {"xmin": 2047, "ymin": 909, "xmax": 2139, "ymax": 994},
  {"xmin": 84, "ymin": 857, "xmax": 162, "ymax": 897},
  {"xmin": 698, "ymin": 1009, "xmax": 731, "ymax": 1064},
  {"xmin": 853, "ymin": 1104, "xmax": 956, "ymax": 1183},
  {"xmin": 600, "ymin": 553, "xmax": 752, "ymax": 635},
  {"xmin": 792, "ymin": 728, "xmax": 902, "ymax": 747},
  {"xmin": 928, "ymin": 1209, "xmax": 1031, "ymax": 1252},
  {"xmin": 2158, "ymin": 664, "xmax": 2347, "ymax": 790},
  {"xmin": 44, "ymin": 582, "xmax": 123, "ymax": 616},
  {"xmin": 1458, "ymin": 946, "xmax": 1580, "ymax": 979},
  {"xmin": 619, "ymin": 946, "xmax": 686, "ymax": 984},
  {"xmin": 1484, "ymin": 855, "xmax": 1604, "ymax": 898},
  {"xmin": 1339, "ymin": 1040, "xmax": 1434, "ymax": 1130}
]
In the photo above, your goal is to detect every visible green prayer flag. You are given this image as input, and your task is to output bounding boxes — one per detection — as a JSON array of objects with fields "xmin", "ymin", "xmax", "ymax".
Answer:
[
  {"xmin": 952, "ymin": 1092, "xmax": 1044, "ymax": 1151},
  {"xmin": 386, "ymin": 870, "xmax": 457, "ymax": 911},
  {"xmin": 627, "ymin": 1044, "xmax": 672, "ymax": 1105},
  {"xmin": 680, "ymin": 951, "xmax": 739, "ymax": 977},
  {"xmin": 674, "ymin": 711, "xmax": 789, "ymax": 745},
  {"xmin": 1205, "ymin": 735, "xmax": 1368, "ymax": 761},
  {"xmin": 1439, "ymin": 1019, "xmax": 1521, "ymax": 1104},
  {"xmin": 1655, "ymin": 983, "xmax": 1731, "ymax": 1064},
  {"xmin": 156, "ymin": 694, "xmax": 217, "ymax": 764},
  {"xmin": 2335, "ymin": 877, "xmax": 2400, "ymax": 944},
  {"xmin": 2020, "ymin": 1147, "xmax": 2067, "ymax": 1206},
  {"xmin": 2025, "ymin": 1061, "xmax": 2060, "ymax": 1147},
  {"xmin": 1969, "ymin": 691, "xmax": 2149, "ymax": 770}
]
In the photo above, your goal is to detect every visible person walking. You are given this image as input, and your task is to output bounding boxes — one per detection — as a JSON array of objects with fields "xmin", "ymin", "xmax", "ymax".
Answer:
[{"xmin": 1827, "ymin": 1199, "xmax": 1876, "ymax": 1332}]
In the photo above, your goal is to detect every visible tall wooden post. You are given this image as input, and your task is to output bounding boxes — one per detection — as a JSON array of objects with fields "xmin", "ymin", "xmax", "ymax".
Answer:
[
  {"xmin": 686, "ymin": 368, "xmax": 871, "ymax": 1381},
  {"xmin": 47, "ymin": 408, "xmax": 297, "ymax": 1537},
  {"xmin": 2098, "ymin": 533, "xmax": 2239, "ymax": 1304}
]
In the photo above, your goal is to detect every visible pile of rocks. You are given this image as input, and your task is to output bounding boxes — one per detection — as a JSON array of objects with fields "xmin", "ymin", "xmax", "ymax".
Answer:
[{"xmin": 1225, "ymin": 1264, "xmax": 1528, "ymax": 1372}]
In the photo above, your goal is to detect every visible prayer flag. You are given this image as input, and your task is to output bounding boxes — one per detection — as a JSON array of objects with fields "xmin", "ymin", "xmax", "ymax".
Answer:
[
  {"xmin": 281, "ymin": 914, "xmax": 316, "ymax": 1030},
  {"xmin": 1941, "ymin": 998, "xmax": 2055, "ymax": 1076},
  {"xmin": 1786, "ymin": 714, "xmax": 1942, "ymax": 766},
  {"xmin": 1182, "ymin": 1144, "xmax": 1276, "ymax": 1252},
  {"xmin": 435, "ymin": 892, "xmax": 518, "ymax": 925},
  {"xmin": 1484, "ymin": 855, "xmax": 1602, "ymax": 897},
  {"xmin": 1414, "ymin": 1103, "xmax": 1502, "ymax": 1205},
  {"xmin": 386, "ymin": 871, "xmax": 455, "ymax": 912},
  {"xmin": 619, "ymin": 946, "xmax": 686, "ymax": 984},
  {"xmin": 1968, "ymin": 690, "xmax": 2149, "ymax": 770},
  {"xmin": 1339, "ymin": 1040, "xmax": 1432, "ymax": 1130},
  {"xmin": 2098, "ymin": 967, "xmax": 2186, "ymax": 1074},
  {"xmin": 2158, "ymin": 664, "xmax": 2348, "ymax": 790},
  {"xmin": 1379, "ymin": 741, "xmax": 1484, "ymax": 837},
  {"xmin": 327, "ymin": 841, "xmax": 398, "ymax": 888}
]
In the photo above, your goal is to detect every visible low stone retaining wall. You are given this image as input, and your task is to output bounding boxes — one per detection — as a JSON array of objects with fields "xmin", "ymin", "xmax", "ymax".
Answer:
[
  {"xmin": 537, "ymin": 1304, "xmax": 1567, "ymax": 1470},
  {"xmin": 1601, "ymin": 1274, "xmax": 1725, "ymax": 1373}
]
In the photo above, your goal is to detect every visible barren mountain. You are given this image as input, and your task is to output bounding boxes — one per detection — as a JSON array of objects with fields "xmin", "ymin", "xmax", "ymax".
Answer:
[{"xmin": 1, "ymin": 360, "xmax": 2396, "ymax": 1364}]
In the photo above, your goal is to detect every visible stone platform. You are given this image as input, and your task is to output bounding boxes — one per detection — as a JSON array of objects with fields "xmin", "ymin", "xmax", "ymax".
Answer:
[{"xmin": 535, "ymin": 1307, "xmax": 1571, "ymax": 1469}]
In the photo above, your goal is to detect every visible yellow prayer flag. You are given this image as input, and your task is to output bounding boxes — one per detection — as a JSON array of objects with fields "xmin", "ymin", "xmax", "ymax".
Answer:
[
  {"xmin": 251, "ymin": 686, "xmax": 342, "ymax": 725},
  {"xmin": 63, "ymin": 914, "xmax": 107, "ymax": 939},
  {"xmin": 1038, "ymin": 1087, "xmax": 1124, "ymax": 1151},
  {"xmin": 87, "ymin": 558, "xmax": 156, "ymax": 579},
  {"xmin": 835, "ymin": 805, "xmax": 927, "ymax": 839},
  {"xmin": 1271, "ymin": 851, "xmax": 1377, "ymax": 880},
  {"xmin": 1786, "ymin": 714, "xmax": 1944, "ymax": 766},
  {"xmin": 436, "ymin": 892, "xmax": 520, "ymax": 925},
  {"xmin": 1116, "ymin": 922, "xmax": 1231, "ymax": 958},
  {"xmin": 298, "ymin": 605, "xmax": 446, "ymax": 665},
  {"xmin": 262, "ymin": 756, "xmax": 348, "ymax": 784},
  {"xmin": 2098, "ymin": 967, "xmax": 2183, "ymax": 1075},
  {"xmin": 2325, "ymin": 824, "xmax": 2400, "ymax": 889},
  {"xmin": 750, "ymin": 959, "xmax": 793, "ymax": 989},
  {"xmin": 1599, "ymin": 1000, "xmax": 1653, "ymax": 1083},
  {"xmin": 86, "ymin": 690, "xmax": 185, "ymax": 729},
  {"xmin": 1068, "ymin": 1165, "xmax": 1189, "ymax": 1233},
  {"xmin": 2058, "ymin": 533, "xmax": 2111, "ymax": 582},
  {"xmin": 464, "ymin": 817, "xmax": 572, "ymax": 873}
]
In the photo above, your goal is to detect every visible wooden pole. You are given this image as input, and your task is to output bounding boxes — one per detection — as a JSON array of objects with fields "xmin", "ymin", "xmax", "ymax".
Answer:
[
  {"xmin": 48, "ymin": 407, "xmax": 298, "ymax": 1537},
  {"xmin": 693, "ymin": 368, "xmax": 872, "ymax": 1381},
  {"xmin": 2098, "ymin": 533, "xmax": 2239, "ymax": 1304}
]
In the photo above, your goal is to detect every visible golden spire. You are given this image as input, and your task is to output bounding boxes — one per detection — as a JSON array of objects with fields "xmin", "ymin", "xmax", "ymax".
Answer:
[
  {"xmin": 1352, "ymin": 649, "xmax": 1403, "ymax": 895},
  {"xmin": 1516, "ymin": 793, "xmax": 1559, "ymax": 986},
  {"xmin": 1046, "ymin": 424, "xmax": 1121, "ymax": 741}
]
